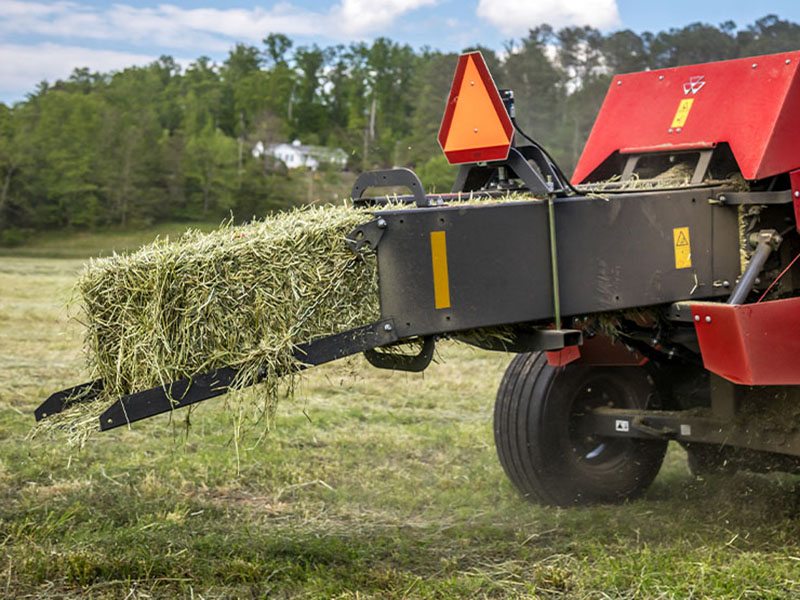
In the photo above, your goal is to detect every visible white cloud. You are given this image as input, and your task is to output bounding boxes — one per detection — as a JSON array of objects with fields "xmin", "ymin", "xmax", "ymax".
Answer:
[
  {"xmin": 0, "ymin": 0, "xmax": 439, "ymax": 102},
  {"xmin": 0, "ymin": 0, "xmax": 439, "ymax": 51},
  {"xmin": 332, "ymin": 0, "xmax": 437, "ymax": 35},
  {"xmin": 476, "ymin": 0, "xmax": 621, "ymax": 36},
  {"xmin": 0, "ymin": 43, "xmax": 183, "ymax": 102}
]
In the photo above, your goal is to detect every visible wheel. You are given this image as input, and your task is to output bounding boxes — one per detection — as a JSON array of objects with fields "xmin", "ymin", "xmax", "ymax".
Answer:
[
  {"xmin": 684, "ymin": 443, "xmax": 737, "ymax": 477},
  {"xmin": 493, "ymin": 352, "xmax": 668, "ymax": 506}
]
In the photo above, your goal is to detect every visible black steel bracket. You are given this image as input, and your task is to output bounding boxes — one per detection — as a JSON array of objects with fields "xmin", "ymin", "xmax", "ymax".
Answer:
[
  {"xmin": 35, "ymin": 319, "xmax": 404, "ymax": 430},
  {"xmin": 97, "ymin": 319, "xmax": 401, "ymax": 431},
  {"xmin": 577, "ymin": 405, "xmax": 800, "ymax": 458},
  {"xmin": 351, "ymin": 168, "xmax": 428, "ymax": 207},
  {"xmin": 456, "ymin": 328, "xmax": 582, "ymax": 353},
  {"xmin": 452, "ymin": 147, "xmax": 551, "ymax": 196},
  {"xmin": 34, "ymin": 379, "xmax": 104, "ymax": 422},
  {"xmin": 346, "ymin": 217, "xmax": 387, "ymax": 254},
  {"xmin": 727, "ymin": 229, "xmax": 782, "ymax": 304},
  {"xmin": 364, "ymin": 336, "xmax": 435, "ymax": 372},
  {"xmin": 712, "ymin": 190, "xmax": 792, "ymax": 206}
]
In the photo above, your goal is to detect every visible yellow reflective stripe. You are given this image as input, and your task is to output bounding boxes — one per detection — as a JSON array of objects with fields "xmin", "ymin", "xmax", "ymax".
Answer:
[{"xmin": 430, "ymin": 231, "xmax": 451, "ymax": 309}]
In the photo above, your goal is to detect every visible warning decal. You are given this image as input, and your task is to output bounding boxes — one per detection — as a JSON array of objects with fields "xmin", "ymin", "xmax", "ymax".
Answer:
[
  {"xmin": 671, "ymin": 98, "xmax": 694, "ymax": 128},
  {"xmin": 673, "ymin": 227, "xmax": 691, "ymax": 269}
]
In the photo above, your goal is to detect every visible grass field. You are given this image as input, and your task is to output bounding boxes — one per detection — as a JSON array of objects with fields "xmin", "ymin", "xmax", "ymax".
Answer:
[{"xmin": 2, "ymin": 227, "xmax": 800, "ymax": 598}]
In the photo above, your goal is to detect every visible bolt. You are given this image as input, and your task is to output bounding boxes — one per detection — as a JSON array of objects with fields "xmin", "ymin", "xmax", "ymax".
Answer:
[
  {"xmin": 617, "ymin": 80, "xmax": 622, "ymax": 86},
  {"xmin": 473, "ymin": 128, "xmax": 478, "ymax": 133},
  {"xmin": 470, "ymin": 80, "xmax": 475, "ymax": 86},
  {"xmin": 694, "ymin": 314, "xmax": 700, "ymax": 322},
  {"xmin": 705, "ymin": 315, "xmax": 712, "ymax": 323},
  {"xmin": 659, "ymin": 75, "xmax": 665, "ymax": 80},
  {"xmin": 668, "ymin": 128, "xmax": 674, "ymax": 134},
  {"xmin": 794, "ymin": 190, "xmax": 800, "ymax": 198},
  {"xmin": 787, "ymin": 59, "xmax": 792, "ymax": 65},
  {"xmin": 376, "ymin": 218, "xmax": 387, "ymax": 229},
  {"xmin": 752, "ymin": 63, "xmax": 758, "ymax": 69},
  {"xmin": 383, "ymin": 323, "xmax": 393, "ymax": 332},
  {"xmin": 676, "ymin": 127, "xmax": 682, "ymax": 133}
]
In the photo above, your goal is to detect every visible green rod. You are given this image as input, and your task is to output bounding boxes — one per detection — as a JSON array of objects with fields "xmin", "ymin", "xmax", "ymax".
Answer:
[{"xmin": 547, "ymin": 196, "xmax": 562, "ymax": 330}]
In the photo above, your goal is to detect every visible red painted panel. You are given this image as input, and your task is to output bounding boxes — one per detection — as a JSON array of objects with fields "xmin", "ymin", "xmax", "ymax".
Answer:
[
  {"xmin": 574, "ymin": 334, "xmax": 647, "ymax": 366},
  {"xmin": 791, "ymin": 169, "xmax": 800, "ymax": 232},
  {"xmin": 690, "ymin": 298, "xmax": 800, "ymax": 385},
  {"xmin": 574, "ymin": 51, "xmax": 800, "ymax": 184},
  {"xmin": 546, "ymin": 346, "xmax": 581, "ymax": 367}
]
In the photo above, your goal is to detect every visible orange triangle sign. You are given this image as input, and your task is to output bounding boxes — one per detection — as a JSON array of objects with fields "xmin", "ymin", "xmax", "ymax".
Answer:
[{"xmin": 438, "ymin": 52, "xmax": 514, "ymax": 165}]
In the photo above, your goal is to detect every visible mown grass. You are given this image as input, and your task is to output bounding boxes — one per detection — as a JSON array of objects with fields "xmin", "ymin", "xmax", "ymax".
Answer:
[
  {"xmin": 1, "ymin": 228, "xmax": 800, "ymax": 597},
  {"xmin": 0, "ymin": 221, "xmax": 221, "ymax": 259}
]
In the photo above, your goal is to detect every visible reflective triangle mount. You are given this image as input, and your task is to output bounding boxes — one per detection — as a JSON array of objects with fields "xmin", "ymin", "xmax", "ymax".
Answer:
[{"xmin": 438, "ymin": 52, "xmax": 514, "ymax": 165}]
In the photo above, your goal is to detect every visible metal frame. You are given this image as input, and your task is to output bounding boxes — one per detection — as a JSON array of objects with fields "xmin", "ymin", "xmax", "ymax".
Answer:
[
  {"xmin": 36, "ymin": 50, "xmax": 800, "ymax": 453},
  {"xmin": 351, "ymin": 168, "xmax": 428, "ymax": 207},
  {"xmin": 620, "ymin": 149, "xmax": 714, "ymax": 184},
  {"xmin": 37, "ymin": 319, "xmax": 402, "ymax": 430}
]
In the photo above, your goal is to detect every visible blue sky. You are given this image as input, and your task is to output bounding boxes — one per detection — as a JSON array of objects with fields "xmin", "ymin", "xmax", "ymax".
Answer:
[{"xmin": 2, "ymin": 0, "xmax": 800, "ymax": 103}]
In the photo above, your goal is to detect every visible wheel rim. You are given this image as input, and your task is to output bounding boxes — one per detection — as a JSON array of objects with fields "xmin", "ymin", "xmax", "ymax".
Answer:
[{"xmin": 566, "ymin": 374, "xmax": 638, "ymax": 467}]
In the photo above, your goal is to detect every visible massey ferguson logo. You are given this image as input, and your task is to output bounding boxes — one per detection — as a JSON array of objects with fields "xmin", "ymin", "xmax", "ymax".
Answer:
[{"xmin": 683, "ymin": 76, "xmax": 706, "ymax": 95}]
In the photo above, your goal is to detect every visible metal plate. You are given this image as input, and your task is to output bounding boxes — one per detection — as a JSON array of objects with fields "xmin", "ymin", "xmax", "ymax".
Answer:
[
  {"xmin": 374, "ymin": 187, "xmax": 740, "ymax": 338},
  {"xmin": 574, "ymin": 50, "xmax": 800, "ymax": 183}
]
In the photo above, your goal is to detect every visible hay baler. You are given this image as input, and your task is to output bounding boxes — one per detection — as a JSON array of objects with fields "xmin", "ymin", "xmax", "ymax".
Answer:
[{"xmin": 38, "ymin": 50, "xmax": 800, "ymax": 506}]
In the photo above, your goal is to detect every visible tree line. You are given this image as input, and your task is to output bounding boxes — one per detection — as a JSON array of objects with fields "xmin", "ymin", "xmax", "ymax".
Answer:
[{"xmin": 1, "ymin": 15, "xmax": 800, "ymax": 242}]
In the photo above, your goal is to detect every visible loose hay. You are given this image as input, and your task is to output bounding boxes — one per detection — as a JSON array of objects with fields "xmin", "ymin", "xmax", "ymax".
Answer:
[{"xmin": 37, "ymin": 205, "xmax": 381, "ymax": 444}]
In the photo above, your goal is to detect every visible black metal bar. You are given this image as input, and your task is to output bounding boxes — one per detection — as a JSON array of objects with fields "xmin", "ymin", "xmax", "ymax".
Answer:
[
  {"xmin": 98, "ymin": 319, "xmax": 399, "ymax": 431},
  {"xmin": 346, "ymin": 218, "xmax": 387, "ymax": 254},
  {"xmin": 451, "ymin": 165, "xmax": 473, "ymax": 194},
  {"xmin": 691, "ymin": 149, "xmax": 714, "ymax": 184},
  {"xmin": 364, "ymin": 336, "xmax": 435, "ymax": 372},
  {"xmin": 504, "ymin": 147, "xmax": 551, "ymax": 195},
  {"xmin": 34, "ymin": 379, "xmax": 104, "ymax": 421},
  {"xmin": 621, "ymin": 155, "xmax": 639, "ymax": 182},
  {"xmin": 728, "ymin": 229, "xmax": 781, "ymax": 304},
  {"xmin": 581, "ymin": 406, "xmax": 800, "ymax": 457},
  {"xmin": 716, "ymin": 190, "xmax": 793, "ymax": 205},
  {"xmin": 455, "ymin": 328, "xmax": 582, "ymax": 353},
  {"xmin": 350, "ymin": 168, "xmax": 428, "ymax": 208}
]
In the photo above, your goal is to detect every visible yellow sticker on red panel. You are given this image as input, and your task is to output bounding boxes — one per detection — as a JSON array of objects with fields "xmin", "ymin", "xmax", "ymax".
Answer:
[{"xmin": 671, "ymin": 98, "xmax": 694, "ymax": 129}]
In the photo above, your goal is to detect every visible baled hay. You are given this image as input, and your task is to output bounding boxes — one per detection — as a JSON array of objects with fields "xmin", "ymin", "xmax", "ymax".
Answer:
[
  {"xmin": 37, "ymin": 205, "xmax": 380, "ymax": 443},
  {"xmin": 36, "ymin": 193, "xmax": 550, "ymax": 443}
]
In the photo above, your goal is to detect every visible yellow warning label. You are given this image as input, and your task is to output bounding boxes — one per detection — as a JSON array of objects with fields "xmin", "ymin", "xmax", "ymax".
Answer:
[
  {"xmin": 673, "ymin": 227, "xmax": 691, "ymax": 269},
  {"xmin": 671, "ymin": 98, "xmax": 694, "ymax": 128}
]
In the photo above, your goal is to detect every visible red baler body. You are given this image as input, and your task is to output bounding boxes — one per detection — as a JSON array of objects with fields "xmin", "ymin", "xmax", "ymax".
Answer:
[{"xmin": 573, "ymin": 51, "xmax": 800, "ymax": 184}]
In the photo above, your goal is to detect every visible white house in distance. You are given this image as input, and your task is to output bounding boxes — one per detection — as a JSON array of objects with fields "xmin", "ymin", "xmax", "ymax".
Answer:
[{"xmin": 252, "ymin": 139, "xmax": 348, "ymax": 171}]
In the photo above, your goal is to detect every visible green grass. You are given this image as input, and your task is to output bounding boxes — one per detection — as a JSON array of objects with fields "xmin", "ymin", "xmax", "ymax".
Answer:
[
  {"xmin": 0, "ymin": 221, "xmax": 221, "ymax": 259},
  {"xmin": 1, "ymin": 229, "xmax": 800, "ymax": 597}
]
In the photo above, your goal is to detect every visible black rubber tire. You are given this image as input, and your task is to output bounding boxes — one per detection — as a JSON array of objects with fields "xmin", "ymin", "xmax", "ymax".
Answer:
[{"xmin": 493, "ymin": 352, "xmax": 668, "ymax": 506}]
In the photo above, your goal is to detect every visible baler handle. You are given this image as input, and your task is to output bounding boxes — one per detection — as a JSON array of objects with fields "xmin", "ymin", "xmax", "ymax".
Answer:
[{"xmin": 351, "ymin": 168, "xmax": 429, "ymax": 207}]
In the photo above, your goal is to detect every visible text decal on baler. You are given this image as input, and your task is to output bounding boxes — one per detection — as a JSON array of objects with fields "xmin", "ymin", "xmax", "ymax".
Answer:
[
  {"xmin": 430, "ymin": 231, "xmax": 452, "ymax": 309},
  {"xmin": 673, "ymin": 227, "xmax": 692, "ymax": 269}
]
